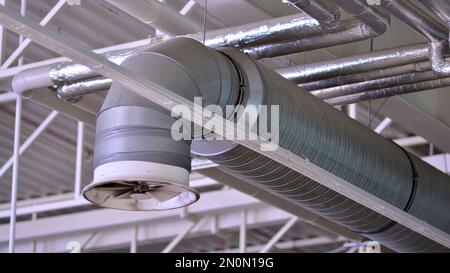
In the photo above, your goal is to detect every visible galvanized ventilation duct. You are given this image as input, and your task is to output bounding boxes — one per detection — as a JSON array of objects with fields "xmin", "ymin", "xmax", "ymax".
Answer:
[
  {"xmin": 83, "ymin": 38, "xmax": 241, "ymax": 210},
  {"xmin": 82, "ymin": 38, "xmax": 450, "ymax": 252}
]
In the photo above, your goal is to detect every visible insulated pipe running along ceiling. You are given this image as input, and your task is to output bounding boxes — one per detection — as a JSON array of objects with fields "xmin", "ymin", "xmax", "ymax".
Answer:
[{"xmin": 81, "ymin": 37, "xmax": 450, "ymax": 252}]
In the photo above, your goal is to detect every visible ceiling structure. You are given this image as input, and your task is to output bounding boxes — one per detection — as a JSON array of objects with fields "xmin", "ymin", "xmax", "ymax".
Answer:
[{"xmin": 0, "ymin": 0, "xmax": 449, "ymax": 253}]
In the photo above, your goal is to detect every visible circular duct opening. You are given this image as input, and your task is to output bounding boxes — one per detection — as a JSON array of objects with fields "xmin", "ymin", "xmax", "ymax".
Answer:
[{"xmin": 82, "ymin": 161, "xmax": 199, "ymax": 211}]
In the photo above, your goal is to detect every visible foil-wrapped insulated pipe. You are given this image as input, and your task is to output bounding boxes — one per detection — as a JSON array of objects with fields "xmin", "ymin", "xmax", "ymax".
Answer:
[
  {"xmin": 244, "ymin": 20, "xmax": 376, "ymax": 59},
  {"xmin": 55, "ymin": 42, "xmax": 432, "ymax": 100},
  {"xmin": 299, "ymin": 60, "xmax": 432, "ymax": 91},
  {"xmin": 333, "ymin": 0, "xmax": 390, "ymax": 35},
  {"xmin": 311, "ymin": 70, "xmax": 442, "ymax": 99},
  {"xmin": 382, "ymin": 0, "xmax": 450, "ymax": 76},
  {"xmin": 418, "ymin": 0, "xmax": 450, "ymax": 23},
  {"xmin": 278, "ymin": 43, "xmax": 429, "ymax": 83},
  {"xmin": 57, "ymin": 77, "xmax": 112, "ymax": 102},
  {"xmin": 284, "ymin": 0, "xmax": 341, "ymax": 28},
  {"xmin": 326, "ymin": 76, "xmax": 450, "ymax": 105}
]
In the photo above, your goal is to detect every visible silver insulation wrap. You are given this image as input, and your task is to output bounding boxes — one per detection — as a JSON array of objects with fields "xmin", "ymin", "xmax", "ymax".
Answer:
[
  {"xmin": 243, "ymin": 19, "xmax": 376, "ymax": 59},
  {"xmin": 286, "ymin": 0, "xmax": 341, "ymax": 28},
  {"xmin": 326, "ymin": 77, "xmax": 450, "ymax": 105},
  {"xmin": 311, "ymin": 70, "xmax": 442, "ymax": 99},
  {"xmin": 278, "ymin": 43, "xmax": 429, "ymax": 83},
  {"xmin": 57, "ymin": 77, "xmax": 112, "ymax": 102},
  {"xmin": 56, "ymin": 42, "xmax": 431, "ymax": 101},
  {"xmin": 49, "ymin": 50, "xmax": 136, "ymax": 84},
  {"xmin": 333, "ymin": 0, "xmax": 390, "ymax": 35}
]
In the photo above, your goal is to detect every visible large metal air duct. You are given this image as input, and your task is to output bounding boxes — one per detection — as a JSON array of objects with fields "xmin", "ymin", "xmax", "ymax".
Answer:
[
  {"xmin": 81, "ymin": 37, "xmax": 450, "ymax": 252},
  {"xmin": 82, "ymin": 38, "xmax": 241, "ymax": 210}
]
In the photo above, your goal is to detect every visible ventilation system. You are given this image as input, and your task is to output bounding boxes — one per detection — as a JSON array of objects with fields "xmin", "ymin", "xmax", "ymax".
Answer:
[
  {"xmin": 76, "ymin": 37, "xmax": 450, "ymax": 252},
  {"xmin": 4, "ymin": 0, "xmax": 450, "ymax": 253}
]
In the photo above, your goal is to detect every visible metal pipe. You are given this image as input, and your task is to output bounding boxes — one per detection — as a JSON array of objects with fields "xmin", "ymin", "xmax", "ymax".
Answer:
[
  {"xmin": 327, "ymin": 77, "xmax": 450, "ymax": 105},
  {"xmin": 299, "ymin": 60, "xmax": 431, "ymax": 91},
  {"xmin": 239, "ymin": 210, "xmax": 247, "ymax": 253},
  {"xmin": 374, "ymin": 117, "xmax": 393, "ymax": 134},
  {"xmin": 383, "ymin": 0, "xmax": 447, "ymax": 42},
  {"xmin": 11, "ymin": 13, "xmax": 322, "ymax": 94},
  {"xmin": 278, "ymin": 43, "xmax": 429, "ymax": 83},
  {"xmin": 311, "ymin": 69, "xmax": 441, "ymax": 99},
  {"xmin": 12, "ymin": 11, "xmax": 390, "ymax": 98},
  {"xmin": 429, "ymin": 39, "xmax": 450, "ymax": 76},
  {"xmin": 333, "ymin": 0, "xmax": 390, "ymax": 35},
  {"xmin": 104, "ymin": 0, "xmax": 202, "ymax": 36},
  {"xmin": 382, "ymin": 0, "xmax": 450, "ymax": 76},
  {"xmin": 0, "ymin": 92, "xmax": 17, "ymax": 103},
  {"xmin": 161, "ymin": 217, "xmax": 206, "ymax": 253},
  {"xmin": 284, "ymin": 0, "xmax": 341, "ymax": 28},
  {"xmin": 244, "ymin": 20, "xmax": 378, "ymax": 59},
  {"xmin": 8, "ymin": 96, "xmax": 22, "ymax": 253},
  {"xmin": 56, "ymin": 43, "xmax": 431, "ymax": 99},
  {"xmin": 130, "ymin": 226, "xmax": 138, "ymax": 253}
]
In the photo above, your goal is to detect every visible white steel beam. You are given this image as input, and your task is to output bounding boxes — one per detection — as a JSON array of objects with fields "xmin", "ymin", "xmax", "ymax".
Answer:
[
  {"xmin": 74, "ymin": 121, "xmax": 84, "ymax": 198},
  {"xmin": 8, "ymin": 95, "xmax": 22, "ymax": 253},
  {"xmin": 348, "ymin": 104, "xmax": 357, "ymax": 119},
  {"xmin": 0, "ymin": 198, "xmax": 89, "ymax": 219},
  {"xmin": 259, "ymin": 217, "xmax": 299, "ymax": 253},
  {"xmin": 374, "ymin": 117, "xmax": 393, "ymax": 134},
  {"xmin": 239, "ymin": 210, "xmax": 247, "ymax": 253},
  {"xmin": 1, "ymin": 0, "xmax": 66, "ymax": 69},
  {"xmin": 130, "ymin": 227, "xmax": 138, "ymax": 253},
  {"xmin": 0, "ymin": 38, "xmax": 154, "ymax": 81},
  {"xmin": 0, "ymin": 110, "xmax": 59, "ymax": 179},
  {"xmin": 0, "ymin": 6, "xmax": 448, "ymax": 248},
  {"xmin": 161, "ymin": 217, "xmax": 207, "ymax": 253},
  {"xmin": 0, "ymin": 190, "xmax": 299, "ymax": 253},
  {"xmin": 0, "ymin": 0, "xmax": 5, "ymax": 64},
  {"xmin": 0, "ymin": 92, "xmax": 17, "ymax": 103},
  {"xmin": 179, "ymin": 0, "xmax": 196, "ymax": 16},
  {"xmin": 393, "ymin": 135, "xmax": 428, "ymax": 147}
]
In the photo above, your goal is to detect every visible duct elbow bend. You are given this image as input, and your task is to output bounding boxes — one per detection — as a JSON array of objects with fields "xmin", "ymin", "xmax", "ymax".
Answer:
[
  {"xmin": 82, "ymin": 37, "xmax": 242, "ymax": 211},
  {"xmin": 11, "ymin": 66, "xmax": 55, "ymax": 96},
  {"xmin": 429, "ymin": 41, "xmax": 450, "ymax": 76}
]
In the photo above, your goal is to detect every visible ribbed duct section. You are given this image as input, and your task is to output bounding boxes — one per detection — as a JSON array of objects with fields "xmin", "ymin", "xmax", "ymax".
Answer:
[
  {"xmin": 85, "ymin": 38, "xmax": 450, "ymax": 252},
  {"xmin": 192, "ymin": 51, "xmax": 450, "ymax": 253}
]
